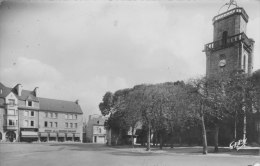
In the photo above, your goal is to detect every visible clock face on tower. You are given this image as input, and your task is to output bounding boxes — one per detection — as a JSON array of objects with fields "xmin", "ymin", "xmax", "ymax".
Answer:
[{"xmin": 219, "ymin": 59, "xmax": 226, "ymax": 67}]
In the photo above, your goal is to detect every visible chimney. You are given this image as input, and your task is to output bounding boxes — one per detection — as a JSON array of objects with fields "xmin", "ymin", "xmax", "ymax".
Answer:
[
  {"xmin": 75, "ymin": 99, "xmax": 79, "ymax": 105},
  {"xmin": 34, "ymin": 87, "xmax": 39, "ymax": 97},
  {"xmin": 16, "ymin": 84, "xmax": 22, "ymax": 96}
]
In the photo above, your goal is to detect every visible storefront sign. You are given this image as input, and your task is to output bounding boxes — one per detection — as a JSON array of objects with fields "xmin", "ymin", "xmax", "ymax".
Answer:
[{"xmin": 43, "ymin": 129, "xmax": 76, "ymax": 133}]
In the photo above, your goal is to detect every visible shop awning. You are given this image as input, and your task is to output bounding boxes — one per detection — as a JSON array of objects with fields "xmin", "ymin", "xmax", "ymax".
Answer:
[
  {"xmin": 74, "ymin": 133, "xmax": 80, "ymax": 137},
  {"xmin": 67, "ymin": 133, "xmax": 73, "ymax": 137},
  {"xmin": 21, "ymin": 131, "xmax": 38, "ymax": 138},
  {"xmin": 40, "ymin": 132, "xmax": 48, "ymax": 137},
  {"xmin": 49, "ymin": 133, "xmax": 57, "ymax": 137},
  {"xmin": 58, "ymin": 133, "xmax": 65, "ymax": 137}
]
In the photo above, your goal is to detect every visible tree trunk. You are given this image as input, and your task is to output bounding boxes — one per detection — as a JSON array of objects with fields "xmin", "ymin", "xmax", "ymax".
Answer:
[
  {"xmin": 170, "ymin": 132, "xmax": 174, "ymax": 148},
  {"xmin": 131, "ymin": 127, "xmax": 135, "ymax": 148},
  {"xmin": 243, "ymin": 111, "xmax": 247, "ymax": 140},
  {"xmin": 146, "ymin": 123, "xmax": 151, "ymax": 151},
  {"xmin": 214, "ymin": 124, "xmax": 219, "ymax": 152},
  {"xmin": 243, "ymin": 107, "xmax": 247, "ymax": 140},
  {"xmin": 201, "ymin": 113, "xmax": 208, "ymax": 154},
  {"xmin": 242, "ymin": 89, "xmax": 247, "ymax": 140},
  {"xmin": 234, "ymin": 111, "xmax": 237, "ymax": 140},
  {"xmin": 152, "ymin": 131, "xmax": 156, "ymax": 146},
  {"xmin": 159, "ymin": 132, "xmax": 163, "ymax": 150},
  {"xmin": 178, "ymin": 132, "xmax": 182, "ymax": 146}
]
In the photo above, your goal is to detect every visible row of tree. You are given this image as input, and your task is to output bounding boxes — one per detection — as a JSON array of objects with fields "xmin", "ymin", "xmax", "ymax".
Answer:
[{"xmin": 99, "ymin": 70, "xmax": 260, "ymax": 154}]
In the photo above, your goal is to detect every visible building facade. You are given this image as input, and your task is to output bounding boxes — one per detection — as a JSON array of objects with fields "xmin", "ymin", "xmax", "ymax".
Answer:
[
  {"xmin": 86, "ymin": 114, "xmax": 107, "ymax": 143},
  {"xmin": 0, "ymin": 82, "xmax": 83, "ymax": 142}
]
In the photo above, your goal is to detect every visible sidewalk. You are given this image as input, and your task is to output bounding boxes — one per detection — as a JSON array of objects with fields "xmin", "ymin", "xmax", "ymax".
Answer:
[{"xmin": 112, "ymin": 146, "xmax": 260, "ymax": 157}]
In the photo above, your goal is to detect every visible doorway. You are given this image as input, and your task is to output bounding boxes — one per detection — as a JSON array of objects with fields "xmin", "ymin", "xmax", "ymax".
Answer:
[{"xmin": 6, "ymin": 131, "xmax": 16, "ymax": 142}]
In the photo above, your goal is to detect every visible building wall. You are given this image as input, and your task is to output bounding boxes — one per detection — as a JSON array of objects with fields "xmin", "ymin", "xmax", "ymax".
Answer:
[
  {"xmin": 206, "ymin": 44, "xmax": 240, "ymax": 78},
  {"xmin": 19, "ymin": 109, "xmax": 39, "ymax": 129},
  {"xmin": 213, "ymin": 13, "xmax": 247, "ymax": 41},
  {"xmin": 3, "ymin": 92, "xmax": 19, "ymax": 141},
  {"xmin": 18, "ymin": 100, "xmax": 40, "ymax": 108},
  {"xmin": 38, "ymin": 111, "xmax": 83, "ymax": 141},
  {"xmin": 0, "ymin": 83, "xmax": 84, "ymax": 142},
  {"xmin": 0, "ymin": 107, "xmax": 4, "ymax": 140},
  {"xmin": 86, "ymin": 115, "xmax": 107, "ymax": 143}
]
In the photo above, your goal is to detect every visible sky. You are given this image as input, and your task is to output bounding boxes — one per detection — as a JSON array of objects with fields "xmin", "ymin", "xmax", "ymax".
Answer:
[{"xmin": 0, "ymin": 0, "xmax": 259, "ymax": 120}]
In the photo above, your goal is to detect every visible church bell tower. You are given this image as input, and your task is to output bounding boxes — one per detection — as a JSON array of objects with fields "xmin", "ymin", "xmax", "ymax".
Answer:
[{"xmin": 204, "ymin": 2, "xmax": 255, "ymax": 78}]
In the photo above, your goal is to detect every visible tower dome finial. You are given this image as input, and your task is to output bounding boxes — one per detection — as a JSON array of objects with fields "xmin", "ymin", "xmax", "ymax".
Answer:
[{"xmin": 218, "ymin": 0, "xmax": 238, "ymax": 14}]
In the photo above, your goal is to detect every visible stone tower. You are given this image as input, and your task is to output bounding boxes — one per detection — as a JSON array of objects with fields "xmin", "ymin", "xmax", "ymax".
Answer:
[{"xmin": 204, "ymin": 7, "xmax": 255, "ymax": 78}]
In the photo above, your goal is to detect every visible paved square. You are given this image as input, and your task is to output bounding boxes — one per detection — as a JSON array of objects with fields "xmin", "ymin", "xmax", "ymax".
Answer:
[{"xmin": 0, "ymin": 143, "xmax": 259, "ymax": 166}]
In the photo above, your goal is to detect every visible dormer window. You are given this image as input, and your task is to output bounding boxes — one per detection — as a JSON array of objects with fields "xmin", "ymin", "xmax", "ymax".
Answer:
[{"xmin": 28, "ymin": 101, "xmax": 32, "ymax": 107}]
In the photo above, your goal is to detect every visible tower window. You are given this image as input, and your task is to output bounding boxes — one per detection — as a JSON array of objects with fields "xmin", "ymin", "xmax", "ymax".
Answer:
[{"xmin": 222, "ymin": 31, "xmax": 228, "ymax": 45}]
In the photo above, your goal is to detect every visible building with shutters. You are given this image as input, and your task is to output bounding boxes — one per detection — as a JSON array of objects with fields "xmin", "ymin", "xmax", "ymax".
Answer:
[{"xmin": 0, "ymin": 82, "xmax": 83, "ymax": 142}]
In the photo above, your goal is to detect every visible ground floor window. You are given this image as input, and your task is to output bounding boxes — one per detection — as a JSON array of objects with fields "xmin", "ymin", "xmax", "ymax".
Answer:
[
  {"xmin": 40, "ymin": 137, "xmax": 47, "ymax": 142},
  {"xmin": 20, "ymin": 137, "xmax": 38, "ymax": 143},
  {"xmin": 74, "ymin": 137, "xmax": 80, "ymax": 142},
  {"xmin": 58, "ymin": 137, "xmax": 65, "ymax": 142},
  {"xmin": 49, "ymin": 137, "xmax": 56, "ymax": 141},
  {"xmin": 0, "ymin": 132, "xmax": 2, "ymax": 140},
  {"xmin": 66, "ymin": 137, "xmax": 73, "ymax": 141}
]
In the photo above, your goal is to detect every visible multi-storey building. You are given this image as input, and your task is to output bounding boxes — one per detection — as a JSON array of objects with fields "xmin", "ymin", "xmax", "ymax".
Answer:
[
  {"xmin": 86, "ymin": 114, "xmax": 107, "ymax": 143},
  {"xmin": 0, "ymin": 82, "xmax": 83, "ymax": 142}
]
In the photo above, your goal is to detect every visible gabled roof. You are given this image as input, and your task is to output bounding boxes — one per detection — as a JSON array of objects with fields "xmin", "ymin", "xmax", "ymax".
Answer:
[
  {"xmin": 0, "ymin": 82, "xmax": 38, "ymax": 102},
  {"xmin": 0, "ymin": 82, "xmax": 12, "ymax": 98},
  {"xmin": 39, "ymin": 97, "xmax": 83, "ymax": 114},
  {"xmin": 0, "ymin": 82, "xmax": 83, "ymax": 114},
  {"xmin": 19, "ymin": 90, "xmax": 38, "ymax": 102}
]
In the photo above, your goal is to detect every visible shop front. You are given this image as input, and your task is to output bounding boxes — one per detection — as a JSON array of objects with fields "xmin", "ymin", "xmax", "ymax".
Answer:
[
  {"xmin": 74, "ymin": 133, "xmax": 80, "ymax": 142},
  {"xmin": 58, "ymin": 133, "xmax": 65, "ymax": 142},
  {"xmin": 66, "ymin": 133, "xmax": 73, "ymax": 141},
  {"xmin": 49, "ymin": 132, "xmax": 57, "ymax": 141},
  {"xmin": 39, "ymin": 132, "xmax": 48, "ymax": 142},
  {"xmin": 20, "ymin": 128, "xmax": 38, "ymax": 142}
]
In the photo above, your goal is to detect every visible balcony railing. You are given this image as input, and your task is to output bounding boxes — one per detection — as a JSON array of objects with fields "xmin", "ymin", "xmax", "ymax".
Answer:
[
  {"xmin": 204, "ymin": 32, "xmax": 253, "ymax": 52},
  {"xmin": 213, "ymin": 7, "xmax": 248, "ymax": 23},
  {"xmin": 4, "ymin": 125, "xmax": 18, "ymax": 130},
  {"xmin": 4, "ymin": 114, "xmax": 18, "ymax": 117},
  {"xmin": 4, "ymin": 103, "xmax": 18, "ymax": 106}
]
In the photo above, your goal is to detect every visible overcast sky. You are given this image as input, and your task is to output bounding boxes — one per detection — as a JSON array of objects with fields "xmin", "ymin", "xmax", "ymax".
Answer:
[{"xmin": 0, "ymin": 0, "xmax": 259, "ymax": 120}]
